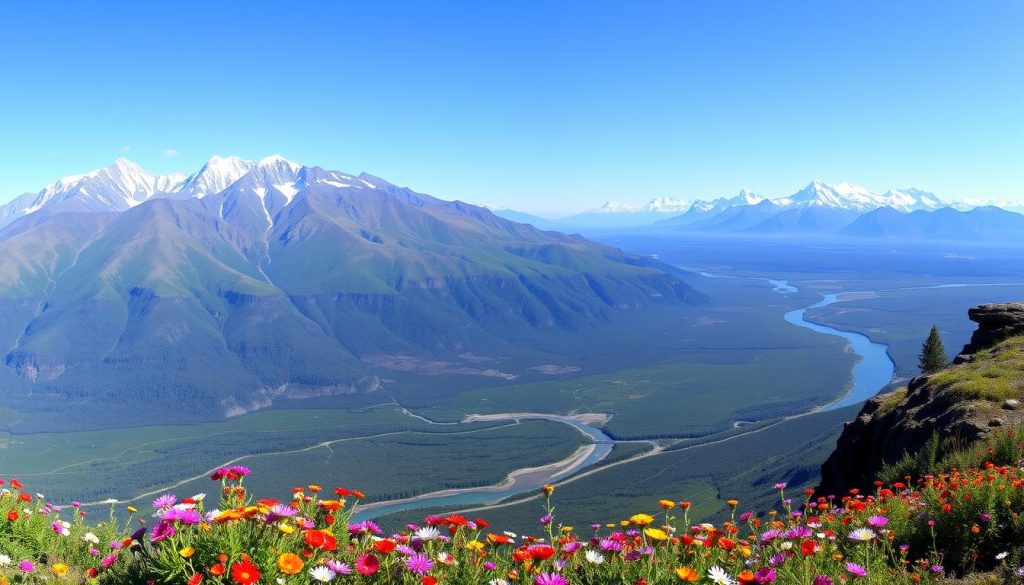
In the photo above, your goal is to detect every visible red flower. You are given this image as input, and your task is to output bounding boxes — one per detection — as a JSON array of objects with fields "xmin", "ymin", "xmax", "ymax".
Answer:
[
  {"xmin": 528, "ymin": 544, "xmax": 556, "ymax": 560},
  {"xmin": 10, "ymin": 479, "xmax": 22, "ymax": 490},
  {"xmin": 422, "ymin": 578, "xmax": 438, "ymax": 585},
  {"xmin": 356, "ymin": 553, "xmax": 379, "ymax": 576},
  {"xmin": 230, "ymin": 558, "xmax": 260, "ymax": 585},
  {"xmin": 302, "ymin": 529, "xmax": 338, "ymax": 551},
  {"xmin": 209, "ymin": 564, "xmax": 225, "ymax": 576},
  {"xmin": 6, "ymin": 510, "xmax": 18, "ymax": 521},
  {"xmin": 373, "ymin": 539, "xmax": 396, "ymax": 554},
  {"xmin": 188, "ymin": 573, "xmax": 203, "ymax": 585},
  {"xmin": 801, "ymin": 539, "xmax": 817, "ymax": 556}
]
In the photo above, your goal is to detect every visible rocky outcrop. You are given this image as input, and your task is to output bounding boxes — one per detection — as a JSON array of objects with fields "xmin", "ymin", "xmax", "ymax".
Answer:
[
  {"xmin": 955, "ymin": 302, "xmax": 1024, "ymax": 360},
  {"xmin": 817, "ymin": 302, "xmax": 1024, "ymax": 496}
]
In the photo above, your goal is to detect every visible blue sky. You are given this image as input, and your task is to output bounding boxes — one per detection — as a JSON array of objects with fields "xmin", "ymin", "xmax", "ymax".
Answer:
[{"xmin": 0, "ymin": 1, "xmax": 1020, "ymax": 214}]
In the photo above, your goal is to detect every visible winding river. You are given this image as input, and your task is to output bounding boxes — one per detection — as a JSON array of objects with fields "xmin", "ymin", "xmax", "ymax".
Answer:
[{"xmin": 353, "ymin": 276, "xmax": 905, "ymax": 519}]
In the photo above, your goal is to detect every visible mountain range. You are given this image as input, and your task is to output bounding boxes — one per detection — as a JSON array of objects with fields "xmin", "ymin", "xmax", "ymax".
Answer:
[
  {"xmin": 0, "ymin": 157, "xmax": 701, "ymax": 430},
  {"xmin": 493, "ymin": 181, "xmax": 1024, "ymax": 241}
]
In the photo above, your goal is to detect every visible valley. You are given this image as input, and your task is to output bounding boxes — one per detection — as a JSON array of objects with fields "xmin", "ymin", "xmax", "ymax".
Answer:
[{"xmin": 3, "ymin": 234, "xmax": 1020, "ymax": 531}]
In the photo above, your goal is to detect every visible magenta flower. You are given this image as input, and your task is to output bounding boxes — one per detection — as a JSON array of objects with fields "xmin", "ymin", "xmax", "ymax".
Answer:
[
  {"xmin": 867, "ymin": 515, "xmax": 889, "ymax": 528},
  {"xmin": 102, "ymin": 555, "xmax": 118, "ymax": 568},
  {"xmin": 150, "ymin": 520, "xmax": 177, "ymax": 542},
  {"xmin": 845, "ymin": 562, "xmax": 868, "ymax": 577},
  {"xmin": 405, "ymin": 553, "xmax": 433, "ymax": 576},
  {"xmin": 534, "ymin": 573, "xmax": 568, "ymax": 585},
  {"xmin": 18, "ymin": 560, "xmax": 34, "ymax": 573},
  {"xmin": 755, "ymin": 567, "xmax": 777, "ymax": 583},
  {"xmin": 812, "ymin": 577, "xmax": 834, "ymax": 585},
  {"xmin": 152, "ymin": 494, "xmax": 176, "ymax": 509}
]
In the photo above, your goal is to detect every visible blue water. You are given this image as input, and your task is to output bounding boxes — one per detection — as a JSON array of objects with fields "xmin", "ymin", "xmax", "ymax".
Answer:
[
  {"xmin": 353, "ymin": 417, "xmax": 613, "ymax": 520},
  {"xmin": 783, "ymin": 292, "xmax": 895, "ymax": 411}
]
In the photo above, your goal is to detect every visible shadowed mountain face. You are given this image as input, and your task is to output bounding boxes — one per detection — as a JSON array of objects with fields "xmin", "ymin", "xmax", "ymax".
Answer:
[{"xmin": 0, "ymin": 159, "xmax": 702, "ymax": 430}]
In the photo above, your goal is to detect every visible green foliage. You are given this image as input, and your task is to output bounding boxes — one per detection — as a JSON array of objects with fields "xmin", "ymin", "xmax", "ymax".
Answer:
[
  {"xmin": 919, "ymin": 324, "xmax": 949, "ymax": 374},
  {"xmin": 928, "ymin": 336, "xmax": 1024, "ymax": 402}
]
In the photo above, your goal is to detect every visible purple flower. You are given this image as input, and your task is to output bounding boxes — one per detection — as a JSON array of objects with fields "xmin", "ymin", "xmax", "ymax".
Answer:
[
  {"xmin": 769, "ymin": 552, "xmax": 787, "ymax": 566},
  {"xmin": 535, "ymin": 572, "xmax": 568, "ymax": 585},
  {"xmin": 483, "ymin": 562, "xmax": 497, "ymax": 571},
  {"xmin": 759, "ymin": 529, "xmax": 782, "ymax": 543},
  {"xmin": 785, "ymin": 526, "xmax": 812, "ymax": 539},
  {"xmin": 775, "ymin": 482, "xmax": 787, "ymax": 490},
  {"xmin": 845, "ymin": 562, "xmax": 868, "ymax": 577},
  {"xmin": 740, "ymin": 511, "xmax": 753, "ymax": 522},
  {"xmin": 267, "ymin": 504, "xmax": 299, "ymax": 520},
  {"xmin": 326, "ymin": 560, "xmax": 351, "ymax": 575},
  {"xmin": 599, "ymin": 538, "xmax": 622, "ymax": 552},
  {"xmin": 539, "ymin": 514, "xmax": 553, "ymax": 525},
  {"xmin": 867, "ymin": 515, "xmax": 889, "ymax": 528},
  {"xmin": 152, "ymin": 494, "xmax": 176, "ymax": 509},
  {"xmin": 349, "ymin": 520, "xmax": 382, "ymax": 535},
  {"xmin": 931, "ymin": 565, "xmax": 944, "ymax": 574},
  {"xmin": 150, "ymin": 520, "xmax": 176, "ymax": 542},
  {"xmin": 18, "ymin": 560, "xmax": 34, "ymax": 573},
  {"xmin": 405, "ymin": 553, "xmax": 433, "ymax": 576},
  {"xmin": 980, "ymin": 512, "xmax": 991, "ymax": 523},
  {"xmin": 755, "ymin": 567, "xmax": 777, "ymax": 584},
  {"xmin": 562, "ymin": 541, "xmax": 582, "ymax": 553},
  {"xmin": 102, "ymin": 554, "xmax": 117, "ymax": 568},
  {"xmin": 812, "ymin": 577, "xmax": 834, "ymax": 585}
]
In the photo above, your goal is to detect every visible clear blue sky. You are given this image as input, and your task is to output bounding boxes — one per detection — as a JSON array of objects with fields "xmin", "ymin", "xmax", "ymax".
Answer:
[{"xmin": 0, "ymin": 1, "xmax": 1021, "ymax": 214}]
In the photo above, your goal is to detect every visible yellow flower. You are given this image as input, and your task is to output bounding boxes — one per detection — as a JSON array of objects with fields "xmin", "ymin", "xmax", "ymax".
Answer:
[
  {"xmin": 179, "ymin": 546, "xmax": 195, "ymax": 558},
  {"xmin": 644, "ymin": 527, "xmax": 669, "ymax": 541},
  {"xmin": 560, "ymin": 526, "xmax": 573, "ymax": 533},
  {"xmin": 739, "ymin": 545, "xmax": 752, "ymax": 558},
  {"xmin": 629, "ymin": 513, "xmax": 655, "ymax": 526},
  {"xmin": 659, "ymin": 499, "xmax": 675, "ymax": 509},
  {"xmin": 126, "ymin": 505, "xmax": 138, "ymax": 513},
  {"xmin": 675, "ymin": 566, "xmax": 699, "ymax": 581},
  {"xmin": 277, "ymin": 522, "xmax": 296, "ymax": 535},
  {"xmin": 51, "ymin": 563, "xmax": 69, "ymax": 578},
  {"xmin": 466, "ymin": 540, "xmax": 485, "ymax": 551},
  {"xmin": 0, "ymin": 576, "xmax": 10, "ymax": 585},
  {"xmin": 726, "ymin": 499, "xmax": 739, "ymax": 508},
  {"xmin": 541, "ymin": 484, "xmax": 555, "ymax": 496}
]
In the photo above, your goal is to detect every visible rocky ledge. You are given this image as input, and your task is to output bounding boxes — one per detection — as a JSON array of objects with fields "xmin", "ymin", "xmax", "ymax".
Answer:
[{"xmin": 817, "ymin": 302, "xmax": 1024, "ymax": 496}]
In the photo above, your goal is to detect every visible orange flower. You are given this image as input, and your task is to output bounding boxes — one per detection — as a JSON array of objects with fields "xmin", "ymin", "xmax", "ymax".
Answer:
[
  {"xmin": 209, "ymin": 564, "xmax": 225, "ymax": 577},
  {"xmin": 303, "ymin": 529, "xmax": 338, "ymax": 551},
  {"xmin": 738, "ymin": 570, "xmax": 756, "ymax": 585},
  {"xmin": 675, "ymin": 567, "xmax": 699, "ymax": 581},
  {"xmin": 276, "ymin": 553, "xmax": 303, "ymax": 575}
]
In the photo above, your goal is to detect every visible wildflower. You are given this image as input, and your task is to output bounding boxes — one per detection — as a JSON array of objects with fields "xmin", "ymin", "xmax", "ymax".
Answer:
[
  {"xmin": 534, "ymin": 573, "xmax": 568, "ymax": 585},
  {"xmin": 51, "ymin": 563, "xmax": 69, "ymax": 578},
  {"xmin": 303, "ymin": 529, "xmax": 338, "ymax": 551},
  {"xmin": 847, "ymin": 528, "xmax": 876, "ymax": 542},
  {"xmin": 355, "ymin": 554, "xmax": 379, "ymax": 576},
  {"xmin": 660, "ymin": 499, "xmax": 675, "ymax": 509},
  {"xmin": 0, "ymin": 555, "xmax": 10, "ymax": 567},
  {"xmin": 83, "ymin": 532, "xmax": 100, "ymax": 544},
  {"xmin": 629, "ymin": 513, "xmax": 655, "ymax": 526},
  {"xmin": 996, "ymin": 551, "xmax": 1009, "ymax": 560},
  {"xmin": 277, "ymin": 553, "xmax": 303, "ymax": 575},
  {"xmin": 755, "ymin": 567, "xmax": 777, "ymax": 583},
  {"xmin": 415, "ymin": 526, "xmax": 442, "ymax": 541},
  {"xmin": 866, "ymin": 515, "xmax": 889, "ymax": 528},
  {"xmin": 541, "ymin": 485, "xmax": 555, "ymax": 496},
  {"xmin": 644, "ymin": 527, "xmax": 669, "ymax": 541},
  {"xmin": 325, "ymin": 560, "xmax": 351, "ymax": 575},
  {"xmin": 709, "ymin": 565, "xmax": 736, "ymax": 585},
  {"xmin": 102, "ymin": 555, "xmax": 117, "ymax": 568},
  {"xmin": 845, "ymin": 562, "xmax": 868, "ymax": 577},
  {"xmin": 19, "ymin": 560, "xmax": 34, "ymax": 573},
  {"xmin": 153, "ymin": 494, "xmax": 176, "ymax": 509},
  {"xmin": 585, "ymin": 550, "xmax": 605, "ymax": 564},
  {"xmin": 51, "ymin": 520, "xmax": 70, "ymax": 536},
  {"xmin": 309, "ymin": 566, "xmax": 336, "ymax": 582},
  {"xmin": 675, "ymin": 567, "xmax": 699, "ymax": 581},
  {"xmin": 812, "ymin": 577, "xmax": 834, "ymax": 585},
  {"xmin": 540, "ymin": 514, "xmax": 553, "ymax": 525},
  {"xmin": 405, "ymin": 553, "xmax": 433, "ymax": 576},
  {"xmin": 180, "ymin": 546, "xmax": 196, "ymax": 558},
  {"xmin": 774, "ymin": 482, "xmax": 787, "ymax": 490},
  {"xmin": 230, "ymin": 558, "xmax": 261, "ymax": 585}
]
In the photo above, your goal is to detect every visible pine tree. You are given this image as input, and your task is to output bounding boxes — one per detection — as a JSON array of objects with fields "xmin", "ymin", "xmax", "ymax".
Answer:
[{"xmin": 918, "ymin": 324, "xmax": 948, "ymax": 374}]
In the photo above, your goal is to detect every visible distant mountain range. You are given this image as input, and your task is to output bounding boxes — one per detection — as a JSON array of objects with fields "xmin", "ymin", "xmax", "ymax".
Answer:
[
  {"xmin": 493, "ymin": 180, "xmax": 1024, "ymax": 241},
  {"xmin": 0, "ymin": 157, "xmax": 701, "ymax": 430}
]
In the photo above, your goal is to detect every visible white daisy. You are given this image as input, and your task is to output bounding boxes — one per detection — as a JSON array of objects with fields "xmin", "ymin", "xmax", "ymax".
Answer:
[
  {"xmin": 309, "ymin": 566, "xmax": 336, "ymax": 582},
  {"xmin": 708, "ymin": 565, "xmax": 736, "ymax": 585},
  {"xmin": 585, "ymin": 550, "xmax": 605, "ymax": 564},
  {"xmin": 414, "ymin": 526, "xmax": 442, "ymax": 541}
]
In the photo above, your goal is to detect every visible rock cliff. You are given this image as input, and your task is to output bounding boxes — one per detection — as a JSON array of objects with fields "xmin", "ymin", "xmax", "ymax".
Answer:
[{"xmin": 817, "ymin": 302, "xmax": 1024, "ymax": 495}]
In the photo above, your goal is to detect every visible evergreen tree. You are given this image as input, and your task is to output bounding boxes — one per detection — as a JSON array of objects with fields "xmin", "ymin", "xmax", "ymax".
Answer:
[{"xmin": 918, "ymin": 324, "xmax": 948, "ymax": 374}]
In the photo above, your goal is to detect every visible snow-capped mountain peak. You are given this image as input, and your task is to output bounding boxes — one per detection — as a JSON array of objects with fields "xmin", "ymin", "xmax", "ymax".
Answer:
[
  {"xmin": 257, "ymin": 154, "xmax": 301, "ymax": 172},
  {"xmin": 178, "ymin": 155, "xmax": 256, "ymax": 198}
]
